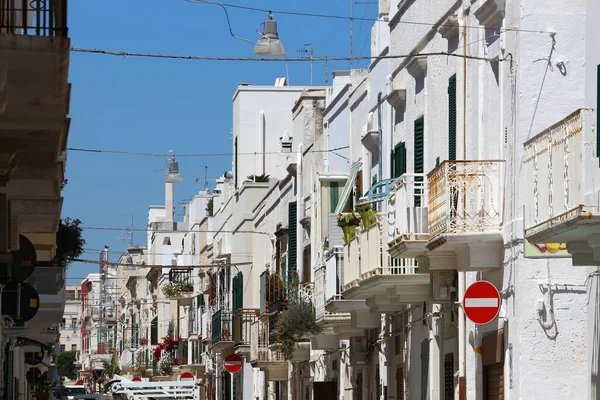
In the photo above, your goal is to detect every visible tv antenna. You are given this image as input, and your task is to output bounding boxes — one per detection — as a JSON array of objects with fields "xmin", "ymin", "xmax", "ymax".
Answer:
[{"xmin": 297, "ymin": 44, "xmax": 314, "ymax": 85}]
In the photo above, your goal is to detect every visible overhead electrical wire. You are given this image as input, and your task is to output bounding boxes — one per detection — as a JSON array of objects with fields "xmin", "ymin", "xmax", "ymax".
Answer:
[
  {"xmin": 70, "ymin": 48, "xmax": 501, "ymax": 63},
  {"xmin": 80, "ymin": 226, "xmax": 272, "ymax": 236},
  {"xmin": 66, "ymin": 146, "xmax": 350, "ymax": 158},
  {"xmin": 183, "ymin": 0, "xmax": 554, "ymax": 34},
  {"xmin": 72, "ymin": 258, "xmax": 251, "ymax": 269}
]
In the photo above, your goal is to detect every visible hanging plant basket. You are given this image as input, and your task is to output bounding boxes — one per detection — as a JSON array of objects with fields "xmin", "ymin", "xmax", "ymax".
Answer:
[
  {"xmin": 162, "ymin": 282, "xmax": 183, "ymax": 298},
  {"xmin": 337, "ymin": 213, "xmax": 360, "ymax": 244},
  {"xmin": 356, "ymin": 205, "xmax": 378, "ymax": 231}
]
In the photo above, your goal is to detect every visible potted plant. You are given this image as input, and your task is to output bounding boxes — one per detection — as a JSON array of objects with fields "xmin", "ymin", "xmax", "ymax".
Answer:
[
  {"xmin": 275, "ymin": 296, "xmax": 322, "ymax": 360},
  {"xmin": 162, "ymin": 282, "xmax": 183, "ymax": 298},
  {"xmin": 267, "ymin": 274, "xmax": 285, "ymax": 305},
  {"xmin": 356, "ymin": 204, "xmax": 378, "ymax": 230},
  {"xmin": 158, "ymin": 354, "xmax": 174, "ymax": 376},
  {"xmin": 337, "ymin": 213, "xmax": 361, "ymax": 244},
  {"xmin": 180, "ymin": 282, "xmax": 194, "ymax": 293},
  {"xmin": 139, "ymin": 337, "xmax": 149, "ymax": 346}
]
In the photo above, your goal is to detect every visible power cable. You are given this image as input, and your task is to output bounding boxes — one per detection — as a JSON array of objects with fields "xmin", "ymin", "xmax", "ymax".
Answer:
[
  {"xmin": 66, "ymin": 146, "xmax": 349, "ymax": 158},
  {"xmin": 184, "ymin": 0, "xmax": 554, "ymax": 34},
  {"xmin": 71, "ymin": 258, "xmax": 252, "ymax": 269},
  {"xmin": 79, "ymin": 226, "xmax": 272, "ymax": 236},
  {"xmin": 70, "ymin": 48, "xmax": 501, "ymax": 63}
]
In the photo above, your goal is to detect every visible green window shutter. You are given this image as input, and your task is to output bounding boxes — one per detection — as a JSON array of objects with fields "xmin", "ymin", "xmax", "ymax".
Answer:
[
  {"xmin": 232, "ymin": 275, "xmax": 237, "ymax": 310},
  {"xmin": 288, "ymin": 202, "xmax": 297, "ymax": 283},
  {"xmin": 330, "ymin": 182, "xmax": 339, "ymax": 213},
  {"xmin": 393, "ymin": 142, "xmax": 407, "ymax": 179},
  {"xmin": 414, "ymin": 117, "xmax": 425, "ymax": 207},
  {"xmin": 238, "ymin": 272, "xmax": 244, "ymax": 308},
  {"xmin": 448, "ymin": 75, "xmax": 457, "ymax": 161},
  {"xmin": 399, "ymin": 142, "xmax": 407, "ymax": 177},
  {"xmin": 391, "ymin": 148, "xmax": 396, "ymax": 178}
]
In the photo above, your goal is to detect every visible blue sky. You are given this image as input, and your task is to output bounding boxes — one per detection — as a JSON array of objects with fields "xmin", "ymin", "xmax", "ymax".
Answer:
[{"xmin": 63, "ymin": 0, "xmax": 377, "ymax": 283}]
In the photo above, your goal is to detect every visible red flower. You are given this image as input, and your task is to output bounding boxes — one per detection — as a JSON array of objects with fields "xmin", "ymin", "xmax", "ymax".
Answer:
[{"xmin": 292, "ymin": 271, "xmax": 297, "ymax": 276}]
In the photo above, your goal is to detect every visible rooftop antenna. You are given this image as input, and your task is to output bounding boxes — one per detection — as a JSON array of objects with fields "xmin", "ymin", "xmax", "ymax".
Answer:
[
  {"xmin": 297, "ymin": 44, "xmax": 314, "ymax": 85},
  {"xmin": 350, "ymin": 0, "xmax": 354, "ymax": 69},
  {"xmin": 325, "ymin": 56, "xmax": 329, "ymax": 85}
]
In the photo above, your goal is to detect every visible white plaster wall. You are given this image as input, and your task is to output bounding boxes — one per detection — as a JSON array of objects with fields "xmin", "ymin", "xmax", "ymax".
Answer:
[
  {"xmin": 232, "ymin": 86, "xmax": 309, "ymax": 185},
  {"xmin": 349, "ymin": 71, "xmax": 370, "ymax": 167},
  {"xmin": 324, "ymin": 77, "xmax": 352, "ymax": 175}
]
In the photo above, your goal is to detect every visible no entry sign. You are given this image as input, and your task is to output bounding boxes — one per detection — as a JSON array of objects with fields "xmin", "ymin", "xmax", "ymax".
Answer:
[
  {"xmin": 463, "ymin": 281, "xmax": 501, "ymax": 325},
  {"xmin": 224, "ymin": 354, "xmax": 243, "ymax": 374}
]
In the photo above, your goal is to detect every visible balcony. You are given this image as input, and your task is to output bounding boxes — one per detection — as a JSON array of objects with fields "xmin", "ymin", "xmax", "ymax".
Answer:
[
  {"xmin": 165, "ymin": 268, "xmax": 194, "ymax": 303},
  {"xmin": 233, "ymin": 308, "xmax": 259, "ymax": 356},
  {"xmin": 387, "ymin": 173, "xmax": 429, "ymax": 259},
  {"xmin": 342, "ymin": 215, "xmax": 430, "ymax": 312},
  {"xmin": 210, "ymin": 310, "xmax": 233, "ymax": 353},
  {"xmin": 523, "ymin": 109, "xmax": 600, "ymax": 265},
  {"xmin": 311, "ymin": 249, "xmax": 365, "ymax": 349},
  {"xmin": 250, "ymin": 320, "xmax": 288, "ymax": 381},
  {"xmin": 1, "ymin": 0, "xmax": 71, "ymax": 236},
  {"xmin": 426, "ymin": 160, "xmax": 505, "ymax": 271}
]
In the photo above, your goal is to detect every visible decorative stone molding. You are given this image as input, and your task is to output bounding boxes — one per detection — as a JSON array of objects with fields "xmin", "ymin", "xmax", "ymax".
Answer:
[
  {"xmin": 474, "ymin": 0, "xmax": 506, "ymax": 26},
  {"xmin": 406, "ymin": 56, "xmax": 427, "ymax": 79},
  {"xmin": 438, "ymin": 15, "xmax": 459, "ymax": 40},
  {"xmin": 387, "ymin": 88, "xmax": 407, "ymax": 109}
]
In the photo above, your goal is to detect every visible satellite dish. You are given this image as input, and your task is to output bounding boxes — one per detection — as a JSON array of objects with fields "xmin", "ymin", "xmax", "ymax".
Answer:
[{"xmin": 224, "ymin": 171, "xmax": 233, "ymax": 179}]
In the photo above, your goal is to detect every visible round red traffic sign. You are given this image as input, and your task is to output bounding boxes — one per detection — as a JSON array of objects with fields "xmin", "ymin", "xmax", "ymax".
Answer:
[
  {"xmin": 463, "ymin": 280, "xmax": 501, "ymax": 325},
  {"xmin": 223, "ymin": 354, "xmax": 243, "ymax": 374},
  {"xmin": 132, "ymin": 376, "xmax": 142, "ymax": 382},
  {"xmin": 180, "ymin": 372, "xmax": 194, "ymax": 381}
]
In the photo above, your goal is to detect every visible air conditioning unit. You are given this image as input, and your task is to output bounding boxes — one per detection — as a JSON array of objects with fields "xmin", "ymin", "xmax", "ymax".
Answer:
[
  {"xmin": 431, "ymin": 271, "xmax": 457, "ymax": 302},
  {"xmin": 349, "ymin": 337, "xmax": 367, "ymax": 365}
]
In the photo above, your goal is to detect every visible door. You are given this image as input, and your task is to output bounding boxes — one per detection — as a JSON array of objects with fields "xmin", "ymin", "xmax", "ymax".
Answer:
[
  {"xmin": 313, "ymin": 382, "xmax": 337, "ymax": 399},
  {"xmin": 482, "ymin": 330, "xmax": 505, "ymax": 400}
]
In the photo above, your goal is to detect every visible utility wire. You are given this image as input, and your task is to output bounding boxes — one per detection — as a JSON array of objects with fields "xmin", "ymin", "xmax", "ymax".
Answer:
[
  {"xmin": 66, "ymin": 146, "xmax": 349, "ymax": 158},
  {"xmin": 184, "ymin": 0, "xmax": 553, "ymax": 34},
  {"xmin": 80, "ymin": 226, "xmax": 272, "ymax": 236},
  {"xmin": 72, "ymin": 258, "xmax": 252, "ymax": 269},
  {"xmin": 70, "ymin": 48, "xmax": 500, "ymax": 63}
]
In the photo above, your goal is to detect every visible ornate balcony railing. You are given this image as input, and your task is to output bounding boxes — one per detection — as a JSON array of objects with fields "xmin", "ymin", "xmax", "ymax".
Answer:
[
  {"xmin": 388, "ymin": 173, "xmax": 429, "ymax": 241},
  {"xmin": 211, "ymin": 310, "xmax": 232, "ymax": 345},
  {"xmin": 0, "ymin": 0, "xmax": 68, "ymax": 37},
  {"xmin": 233, "ymin": 308, "xmax": 259, "ymax": 346},
  {"xmin": 427, "ymin": 160, "xmax": 505, "ymax": 240},
  {"xmin": 343, "ymin": 216, "xmax": 418, "ymax": 290},
  {"xmin": 314, "ymin": 266, "xmax": 326, "ymax": 322},
  {"xmin": 523, "ymin": 108, "xmax": 596, "ymax": 230},
  {"xmin": 342, "ymin": 233, "xmax": 360, "ymax": 289},
  {"xmin": 169, "ymin": 268, "xmax": 194, "ymax": 292}
]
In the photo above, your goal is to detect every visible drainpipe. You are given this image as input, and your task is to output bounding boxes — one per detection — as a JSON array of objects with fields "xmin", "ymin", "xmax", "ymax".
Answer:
[
  {"xmin": 257, "ymin": 111, "xmax": 266, "ymax": 176},
  {"xmin": 377, "ymin": 92, "xmax": 383, "ymax": 186},
  {"xmin": 297, "ymin": 143, "xmax": 304, "ymax": 283},
  {"xmin": 457, "ymin": 7, "xmax": 468, "ymax": 400}
]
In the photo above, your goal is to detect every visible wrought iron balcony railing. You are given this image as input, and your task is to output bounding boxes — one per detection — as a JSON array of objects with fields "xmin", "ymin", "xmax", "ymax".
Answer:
[
  {"xmin": 0, "ymin": 0, "xmax": 68, "ymax": 37},
  {"xmin": 169, "ymin": 268, "xmax": 194, "ymax": 292},
  {"xmin": 427, "ymin": 160, "xmax": 505, "ymax": 240},
  {"xmin": 211, "ymin": 310, "xmax": 232, "ymax": 345},
  {"xmin": 524, "ymin": 108, "xmax": 596, "ymax": 231}
]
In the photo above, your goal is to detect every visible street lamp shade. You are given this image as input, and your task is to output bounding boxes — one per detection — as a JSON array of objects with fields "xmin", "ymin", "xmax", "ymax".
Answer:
[
  {"xmin": 253, "ymin": 13, "xmax": 285, "ymax": 56},
  {"xmin": 165, "ymin": 154, "xmax": 184, "ymax": 184}
]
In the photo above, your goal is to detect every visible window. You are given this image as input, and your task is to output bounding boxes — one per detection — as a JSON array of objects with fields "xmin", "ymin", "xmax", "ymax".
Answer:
[
  {"xmin": 71, "ymin": 318, "xmax": 77, "ymax": 328},
  {"xmin": 330, "ymin": 182, "xmax": 340, "ymax": 213},
  {"xmin": 71, "ymin": 344, "xmax": 77, "ymax": 351},
  {"xmin": 444, "ymin": 353, "xmax": 454, "ymax": 400},
  {"xmin": 448, "ymin": 75, "xmax": 457, "ymax": 161},
  {"xmin": 60, "ymin": 344, "xmax": 65, "ymax": 352},
  {"xmin": 414, "ymin": 117, "xmax": 425, "ymax": 207},
  {"xmin": 287, "ymin": 202, "xmax": 297, "ymax": 283},
  {"xmin": 391, "ymin": 142, "xmax": 407, "ymax": 178}
]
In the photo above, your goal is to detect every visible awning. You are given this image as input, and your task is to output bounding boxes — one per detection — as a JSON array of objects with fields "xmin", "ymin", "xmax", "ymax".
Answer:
[{"xmin": 334, "ymin": 160, "xmax": 361, "ymax": 214}]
